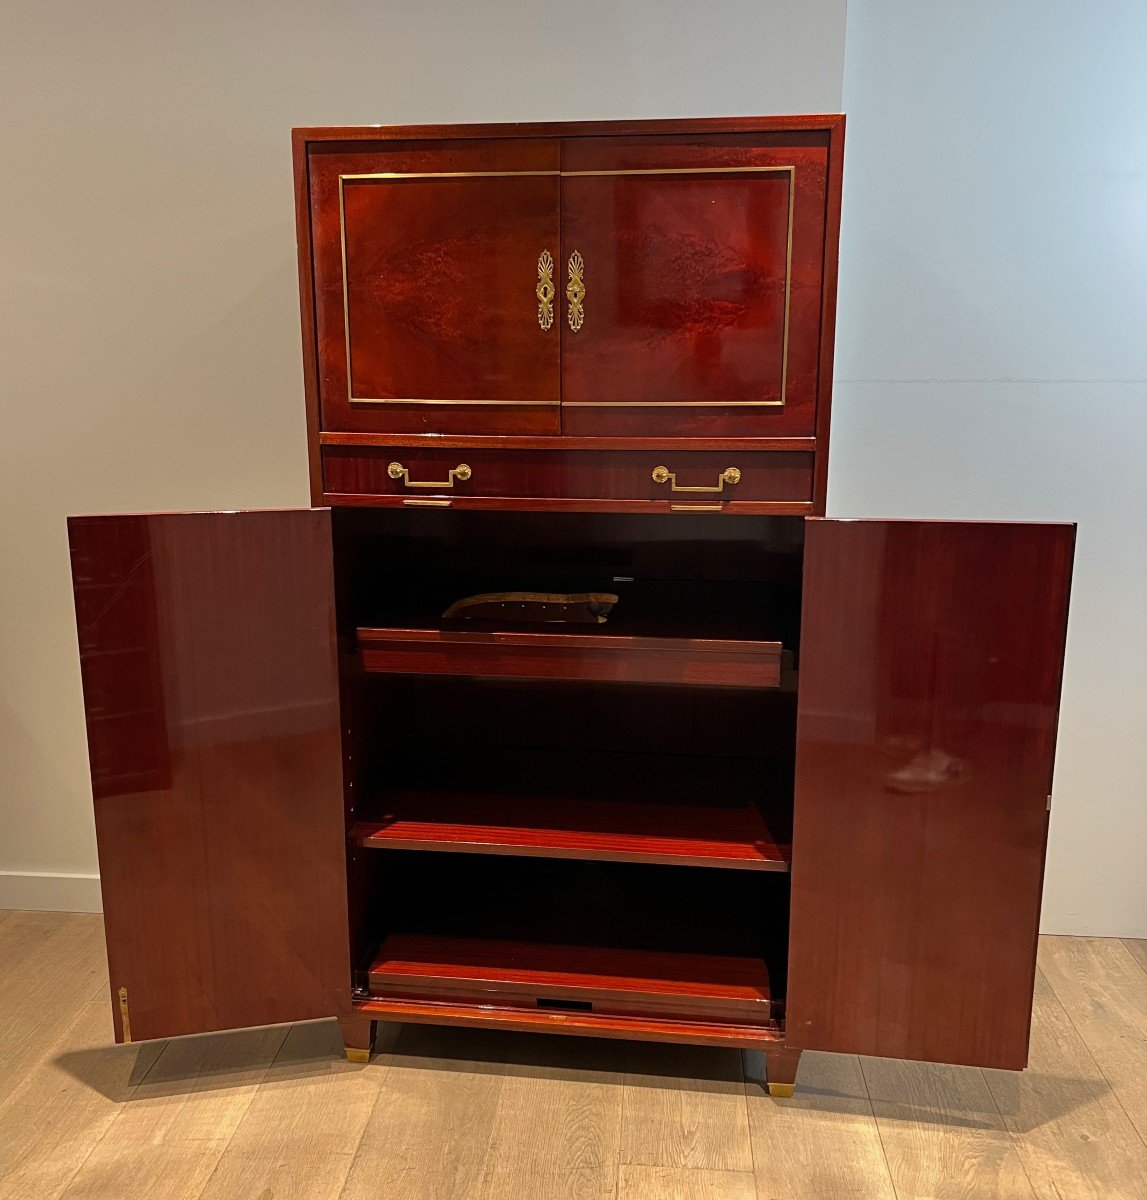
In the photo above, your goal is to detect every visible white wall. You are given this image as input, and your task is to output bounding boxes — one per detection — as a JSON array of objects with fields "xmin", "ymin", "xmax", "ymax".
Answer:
[
  {"xmin": 0, "ymin": 1, "xmax": 846, "ymax": 910},
  {"xmin": 833, "ymin": 1, "xmax": 1147, "ymax": 934}
]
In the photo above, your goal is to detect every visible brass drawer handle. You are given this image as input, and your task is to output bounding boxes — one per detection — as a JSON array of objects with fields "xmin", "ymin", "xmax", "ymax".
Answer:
[
  {"xmin": 652, "ymin": 465, "xmax": 741, "ymax": 494},
  {"xmin": 387, "ymin": 462, "xmax": 472, "ymax": 489},
  {"xmin": 566, "ymin": 251, "xmax": 585, "ymax": 331},
  {"xmin": 537, "ymin": 250, "xmax": 555, "ymax": 330}
]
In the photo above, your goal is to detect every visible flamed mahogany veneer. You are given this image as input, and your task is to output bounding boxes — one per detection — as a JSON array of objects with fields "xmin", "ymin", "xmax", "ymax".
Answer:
[{"xmin": 67, "ymin": 116, "xmax": 1075, "ymax": 1102}]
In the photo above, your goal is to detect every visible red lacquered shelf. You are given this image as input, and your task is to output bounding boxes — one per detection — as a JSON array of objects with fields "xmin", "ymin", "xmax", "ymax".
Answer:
[
  {"xmin": 348, "ymin": 750, "xmax": 792, "ymax": 871},
  {"xmin": 366, "ymin": 933, "xmax": 777, "ymax": 1026},
  {"xmin": 351, "ymin": 994, "xmax": 783, "ymax": 1048},
  {"xmin": 356, "ymin": 623, "xmax": 782, "ymax": 688},
  {"xmin": 350, "ymin": 794, "xmax": 789, "ymax": 871}
]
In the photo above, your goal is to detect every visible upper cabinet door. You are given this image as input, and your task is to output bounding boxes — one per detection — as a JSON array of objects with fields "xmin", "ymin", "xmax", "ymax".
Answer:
[
  {"xmin": 559, "ymin": 131, "xmax": 839, "ymax": 438},
  {"xmin": 308, "ymin": 138, "xmax": 561, "ymax": 437},
  {"xmin": 68, "ymin": 510, "xmax": 350, "ymax": 1043},
  {"xmin": 787, "ymin": 519, "xmax": 1074, "ymax": 1069}
]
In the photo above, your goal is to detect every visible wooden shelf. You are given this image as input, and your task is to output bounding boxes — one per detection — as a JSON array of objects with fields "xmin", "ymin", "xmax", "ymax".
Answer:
[
  {"xmin": 348, "ymin": 750, "xmax": 791, "ymax": 871},
  {"xmin": 350, "ymin": 795, "xmax": 788, "ymax": 872},
  {"xmin": 351, "ymin": 994, "xmax": 784, "ymax": 1048},
  {"xmin": 356, "ymin": 624, "xmax": 782, "ymax": 688},
  {"xmin": 366, "ymin": 933, "xmax": 776, "ymax": 1026}
]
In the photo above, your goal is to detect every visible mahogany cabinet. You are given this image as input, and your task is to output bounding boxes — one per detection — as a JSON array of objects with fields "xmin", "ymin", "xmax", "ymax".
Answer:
[{"xmin": 68, "ymin": 116, "xmax": 1075, "ymax": 1096}]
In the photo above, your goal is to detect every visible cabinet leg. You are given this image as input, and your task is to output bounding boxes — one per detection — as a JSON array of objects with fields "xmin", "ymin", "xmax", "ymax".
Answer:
[
  {"xmin": 763, "ymin": 1044, "xmax": 802, "ymax": 1098},
  {"xmin": 338, "ymin": 1013, "xmax": 377, "ymax": 1064}
]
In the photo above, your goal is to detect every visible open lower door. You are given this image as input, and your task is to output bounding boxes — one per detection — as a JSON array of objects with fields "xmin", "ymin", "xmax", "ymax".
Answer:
[
  {"xmin": 787, "ymin": 519, "xmax": 1074, "ymax": 1069},
  {"xmin": 68, "ymin": 509, "xmax": 350, "ymax": 1042}
]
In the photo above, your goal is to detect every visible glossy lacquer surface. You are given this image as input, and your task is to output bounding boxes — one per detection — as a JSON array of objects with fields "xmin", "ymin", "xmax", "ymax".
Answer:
[
  {"xmin": 560, "ymin": 134, "xmax": 830, "ymax": 439},
  {"xmin": 308, "ymin": 138, "xmax": 561, "ymax": 437},
  {"xmin": 787, "ymin": 520, "xmax": 1074, "ymax": 1069},
  {"xmin": 68, "ymin": 510, "xmax": 350, "ymax": 1042}
]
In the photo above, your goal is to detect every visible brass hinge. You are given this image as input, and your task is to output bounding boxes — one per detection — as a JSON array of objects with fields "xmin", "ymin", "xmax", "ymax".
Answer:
[{"xmin": 118, "ymin": 985, "xmax": 132, "ymax": 1043}]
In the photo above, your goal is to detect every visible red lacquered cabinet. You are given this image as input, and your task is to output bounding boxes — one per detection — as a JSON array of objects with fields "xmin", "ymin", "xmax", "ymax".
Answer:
[{"xmin": 68, "ymin": 116, "xmax": 1074, "ymax": 1096}]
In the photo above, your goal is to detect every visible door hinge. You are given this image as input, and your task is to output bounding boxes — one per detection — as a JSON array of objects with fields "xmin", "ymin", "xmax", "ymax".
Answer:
[
  {"xmin": 1046, "ymin": 793, "xmax": 1053, "ymax": 813},
  {"xmin": 118, "ymin": 985, "xmax": 132, "ymax": 1043}
]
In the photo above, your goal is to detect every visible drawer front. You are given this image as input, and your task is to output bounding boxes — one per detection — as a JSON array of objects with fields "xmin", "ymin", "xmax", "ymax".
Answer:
[{"xmin": 322, "ymin": 446, "xmax": 813, "ymax": 511}]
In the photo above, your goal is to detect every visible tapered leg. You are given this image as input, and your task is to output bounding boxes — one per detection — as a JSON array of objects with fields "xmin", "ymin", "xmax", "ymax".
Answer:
[
  {"xmin": 763, "ymin": 1044, "xmax": 802, "ymax": 1098},
  {"xmin": 338, "ymin": 1012, "xmax": 377, "ymax": 1063}
]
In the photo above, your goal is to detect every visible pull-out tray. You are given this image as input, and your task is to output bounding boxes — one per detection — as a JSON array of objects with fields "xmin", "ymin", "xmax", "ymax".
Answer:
[
  {"xmin": 367, "ymin": 934, "xmax": 776, "ymax": 1026},
  {"xmin": 356, "ymin": 625, "xmax": 783, "ymax": 688}
]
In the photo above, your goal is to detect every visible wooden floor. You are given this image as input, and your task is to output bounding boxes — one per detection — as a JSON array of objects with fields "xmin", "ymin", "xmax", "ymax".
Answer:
[{"xmin": 1, "ymin": 911, "xmax": 1145, "ymax": 1199}]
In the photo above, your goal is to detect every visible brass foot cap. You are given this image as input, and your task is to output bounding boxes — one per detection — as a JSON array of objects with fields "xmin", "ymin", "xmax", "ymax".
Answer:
[
  {"xmin": 767, "ymin": 1083, "xmax": 795, "ymax": 1098},
  {"xmin": 345, "ymin": 1048, "xmax": 371, "ymax": 1064}
]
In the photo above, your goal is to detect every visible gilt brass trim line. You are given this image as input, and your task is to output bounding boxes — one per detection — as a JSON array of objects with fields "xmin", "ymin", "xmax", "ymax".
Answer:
[
  {"xmin": 562, "ymin": 165, "xmax": 793, "ymax": 408},
  {"xmin": 560, "ymin": 166, "xmax": 795, "ymax": 177},
  {"xmin": 339, "ymin": 170, "xmax": 560, "ymax": 179},
  {"xmin": 338, "ymin": 165, "xmax": 795, "ymax": 408},
  {"xmin": 563, "ymin": 400, "xmax": 783, "ymax": 407},
  {"xmin": 348, "ymin": 399, "xmax": 559, "ymax": 407},
  {"xmin": 337, "ymin": 166, "xmax": 794, "ymax": 179}
]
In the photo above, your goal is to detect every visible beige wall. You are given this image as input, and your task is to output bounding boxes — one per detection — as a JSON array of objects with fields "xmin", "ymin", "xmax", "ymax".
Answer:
[{"xmin": 0, "ymin": 1, "xmax": 846, "ymax": 908}]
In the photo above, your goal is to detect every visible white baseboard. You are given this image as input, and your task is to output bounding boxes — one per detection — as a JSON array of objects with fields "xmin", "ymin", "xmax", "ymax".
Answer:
[{"xmin": 0, "ymin": 871, "xmax": 103, "ymax": 913}]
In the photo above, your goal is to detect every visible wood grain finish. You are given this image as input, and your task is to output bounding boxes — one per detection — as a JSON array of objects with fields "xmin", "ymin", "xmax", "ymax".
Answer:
[
  {"xmin": 295, "ymin": 116, "xmax": 844, "ymax": 463},
  {"xmin": 322, "ymin": 446, "xmax": 813, "ymax": 509},
  {"xmin": 560, "ymin": 133, "xmax": 830, "ymax": 439},
  {"xmin": 349, "ymin": 797, "xmax": 789, "ymax": 872},
  {"xmin": 347, "ymin": 746, "xmax": 791, "ymax": 872},
  {"xmin": 307, "ymin": 137, "xmax": 561, "ymax": 436},
  {"xmin": 787, "ymin": 519, "xmax": 1075, "ymax": 1069},
  {"xmin": 356, "ymin": 624, "xmax": 783, "ymax": 688},
  {"xmin": 353, "ymin": 996, "xmax": 783, "ymax": 1049},
  {"xmin": 368, "ymin": 934, "xmax": 775, "ymax": 1024},
  {"xmin": 4, "ymin": 918, "xmax": 1142, "ymax": 1200},
  {"xmin": 68, "ymin": 510, "xmax": 350, "ymax": 1042}
]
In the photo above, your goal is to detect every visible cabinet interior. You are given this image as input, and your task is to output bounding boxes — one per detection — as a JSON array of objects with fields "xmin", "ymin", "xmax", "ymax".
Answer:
[{"xmin": 333, "ymin": 508, "xmax": 804, "ymax": 1025}]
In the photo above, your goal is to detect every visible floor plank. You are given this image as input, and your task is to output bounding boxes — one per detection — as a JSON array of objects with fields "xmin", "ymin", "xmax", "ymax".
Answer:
[
  {"xmin": 862, "ymin": 1056, "xmax": 1038, "ymax": 1199},
  {"xmin": 617, "ymin": 1165, "xmax": 756, "ymax": 1199},
  {"xmin": 1123, "ymin": 939, "xmax": 1147, "ymax": 976},
  {"xmin": 339, "ymin": 1023, "xmax": 504, "ymax": 1200},
  {"xmin": 58, "ymin": 1024, "xmax": 287, "ymax": 1200},
  {"xmin": 195, "ymin": 1019, "xmax": 384, "ymax": 1200},
  {"xmin": 473, "ymin": 1030, "xmax": 625, "ymax": 1199},
  {"xmin": 0, "ymin": 997, "xmax": 165, "ymax": 1200},
  {"xmin": 984, "ymin": 968, "xmax": 1147, "ymax": 1200},
  {"xmin": 744, "ymin": 1050, "xmax": 897, "ymax": 1199},
  {"xmin": 0, "ymin": 909, "xmax": 72, "ymax": 975},
  {"xmin": 619, "ymin": 1042, "xmax": 752, "ymax": 1173},
  {"xmin": 1040, "ymin": 936, "xmax": 1147, "ymax": 1144},
  {"xmin": 0, "ymin": 912, "xmax": 1145, "ymax": 1199},
  {"xmin": 0, "ymin": 912, "xmax": 108, "ymax": 1109}
]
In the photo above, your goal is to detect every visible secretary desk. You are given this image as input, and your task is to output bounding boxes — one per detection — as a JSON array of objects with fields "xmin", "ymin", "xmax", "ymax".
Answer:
[{"xmin": 67, "ymin": 116, "xmax": 1075, "ymax": 1096}]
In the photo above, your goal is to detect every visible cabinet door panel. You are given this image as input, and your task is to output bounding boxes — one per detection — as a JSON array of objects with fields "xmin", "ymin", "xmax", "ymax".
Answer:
[
  {"xmin": 68, "ymin": 510, "xmax": 349, "ymax": 1042},
  {"xmin": 560, "ymin": 133, "xmax": 833, "ymax": 438},
  {"xmin": 787, "ymin": 519, "xmax": 1074, "ymax": 1068},
  {"xmin": 308, "ymin": 138, "xmax": 561, "ymax": 436}
]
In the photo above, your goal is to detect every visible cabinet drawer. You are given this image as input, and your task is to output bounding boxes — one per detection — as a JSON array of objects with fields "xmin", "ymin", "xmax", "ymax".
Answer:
[{"xmin": 322, "ymin": 446, "xmax": 813, "ymax": 512}]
